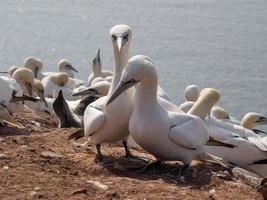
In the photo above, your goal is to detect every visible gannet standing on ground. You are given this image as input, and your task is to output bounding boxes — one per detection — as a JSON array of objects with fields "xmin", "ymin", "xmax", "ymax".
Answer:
[
  {"xmin": 179, "ymin": 84, "xmax": 200, "ymax": 112},
  {"xmin": 87, "ymin": 49, "xmax": 113, "ymax": 86},
  {"xmin": 188, "ymin": 88, "xmax": 267, "ymax": 177},
  {"xmin": 77, "ymin": 24, "xmax": 135, "ymax": 163},
  {"xmin": 107, "ymin": 55, "xmax": 234, "ymax": 174}
]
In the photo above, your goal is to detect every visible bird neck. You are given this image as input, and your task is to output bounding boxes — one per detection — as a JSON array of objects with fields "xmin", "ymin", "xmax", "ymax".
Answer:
[
  {"xmin": 134, "ymin": 77, "xmax": 158, "ymax": 110},
  {"xmin": 188, "ymin": 95, "xmax": 216, "ymax": 119},
  {"xmin": 108, "ymin": 48, "xmax": 129, "ymax": 96},
  {"xmin": 93, "ymin": 65, "xmax": 102, "ymax": 76}
]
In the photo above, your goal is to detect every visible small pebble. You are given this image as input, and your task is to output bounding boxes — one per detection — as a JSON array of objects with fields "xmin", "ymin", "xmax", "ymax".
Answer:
[
  {"xmin": 0, "ymin": 154, "xmax": 9, "ymax": 159},
  {"xmin": 3, "ymin": 165, "xmax": 9, "ymax": 170},
  {"xmin": 209, "ymin": 188, "xmax": 216, "ymax": 196}
]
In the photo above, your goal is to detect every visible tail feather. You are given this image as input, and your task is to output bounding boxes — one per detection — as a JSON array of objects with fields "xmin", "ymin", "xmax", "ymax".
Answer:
[
  {"xmin": 68, "ymin": 129, "xmax": 85, "ymax": 140},
  {"xmin": 206, "ymin": 137, "xmax": 237, "ymax": 148}
]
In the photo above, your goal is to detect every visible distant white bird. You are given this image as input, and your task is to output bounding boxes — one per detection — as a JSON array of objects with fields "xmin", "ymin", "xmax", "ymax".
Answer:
[
  {"xmin": 0, "ymin": 75, "xmax": 22, "ymax": 107},
  {"xmin": 12, "ymin": 68, "xmax": 35, "ymax": 97},
  {"xmin": 24, "ymin": 57, "xmax": 44, "ymax": 80},
  {"xmin": 241, "ymin": 112, "xmax": 267, "ymax": 136},
  {"xmin": 24, "ymin": 57, "xmax": 79, "ymax": 80},
  {"xmin": 211, "ymin": 107, "xmax": 267, "ymax": 134},
  {"xmin": 107, "ymin": 55, "xmax": 233, "ymax": 173},
  {"xmin": 188, "ymin": 88, "xmax": 267, "ymax": 177},
  {"xmin": 8, "ymin": 66, "xmax": 19, "ymax": 76},
  {"xmin": 179, "ymin": 84, "xmax": 200, "ymax": 112},
  {"xmin": 210, "ymin": 106, "xmax": 230, "ymax": 120},
  {"xmin": 42, "ymin": 72, "xmax": 82, "ymax": 101},
  {"xmin": 185, "ymin": 84, "xmax": 200, "ymax": 102},
  {"xmin": 87, "ymin": 49, "xmax": 113, "ymax": 86},
  {"xmin": 0, "ymin": 68, "xmax": 40, "ymax": 128}
]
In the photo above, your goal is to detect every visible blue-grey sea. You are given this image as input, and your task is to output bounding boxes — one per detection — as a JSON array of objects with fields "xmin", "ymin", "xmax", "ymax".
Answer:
[{"xmin": 0, "ymin": 0, "xmax": 266, "ymax": 121}]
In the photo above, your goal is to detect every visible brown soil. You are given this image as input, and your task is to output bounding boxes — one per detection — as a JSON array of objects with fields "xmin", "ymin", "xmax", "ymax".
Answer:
[{"xmin": 0, "ymin": 110, "xmax": 265, "ymax": 200}]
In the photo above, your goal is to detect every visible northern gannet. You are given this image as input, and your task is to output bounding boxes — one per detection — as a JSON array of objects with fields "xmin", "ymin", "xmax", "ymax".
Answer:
[
  {"xmin": 12, "ymin": 68, "xmax": 34, "ymax": 96},
  {"xmin": 42, "ymin": 72, "xmax": 81, "ymax": 101},
  {"xmin": 107, "ymin": 55, "xmax": 233, "ymax": 173},
  {"xmin": 87, "ymin": 49, "xmax": 113, "ymax": 86},
  {"xmin": 75, "ymin": 24, "xmax": 135, "ymax": 163},
  {"xmin": 241, "ymin": 112, "xmax": 267, "ymax": 136},
  {"xmin": 57, "ymin": 59, "xmax": 78, "ymax": 78},
  {"xmin": 179, "ymin": 84, "xmax": 200, "ymax": 112},
  {"xmin": 24, "ymin": 57, "xmax": 44, "ymax": 79},
  {"xmin": 8, "ymin": 66, "xmax": 19, "ymax": 76},
  {"xmin": 25, "ymin": 56, "xmax": 79, "ymax": 79},
  {"xmin": 188, "ymin": 88, "xmax": 267, "ymax": 177},
  {"xmin": 211, "ymin": 106, "xmax": 230, "ymax": 120}
]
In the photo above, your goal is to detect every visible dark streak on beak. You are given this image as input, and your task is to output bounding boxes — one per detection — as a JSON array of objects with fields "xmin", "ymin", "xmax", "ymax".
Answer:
[
  {"xmin": 34, "ymin": 66, "xmax": 39, "ymax": 78},
  {"xmin": 257, "ymin": 116, "xmax": 267, "ymax": 125},
  {"xmin": 72, "ymin": 88, "xmax": 100, "ymax": 97},
  {"xmin": 38, "ymin": 89, "xmax": 48, "ymax": 108},
  {"xmin": 67, "ymin": 64, "xmax": 78, "ymax": 73},
  {"xmin": 25, "ymin": 82, "xmax": 33, "ymax": 96},
  {"xmin": 106, "ymin": 79, "xmax": 138, "ymax": 106}
]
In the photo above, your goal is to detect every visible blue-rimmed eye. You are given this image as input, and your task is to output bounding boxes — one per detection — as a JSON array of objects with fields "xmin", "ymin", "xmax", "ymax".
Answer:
[
  {"xmin": 123, "ymin": 34, "xmax": 128, "ymax": 42},
  {"xmin": 112, "ymin": 35, "xmax": 117, "ymax": 42}
]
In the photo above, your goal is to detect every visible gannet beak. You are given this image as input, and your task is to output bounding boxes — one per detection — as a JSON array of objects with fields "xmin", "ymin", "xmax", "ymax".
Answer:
[
  {"xmin": 107, "ymin": 79, "xmax": 138, "ymax": 105},
  {"xmin": 72, "ymin": 88, "xmax": 100, "ymax": 97},
  {"xmin": 38, "ymin": 89, "xmax": 48, "ymax": 108},
  {"xmin": 117, "ymin": 37, "xmax": 123, "ymax": 52},
  {"xmin": 25, "ymin": 82, "xmax": 33, "ymax": 96},
  {"xmin": 34, "ymin": 67, "xmax": 39, "ymax": 78},
  {"xmin": 0, "ymin": 71, "xmax": 8, "ymax": 74},
  {"xmin": 0, "ymin": 109, "xmax": 24, "ymax": 129},
  {"xmin": 97, "ymin": 48, "xmax": 100, "ymax": 61},
  {"xmin": 257, "ymin": 116, "xmax": 267, "ymax": 125},
  {"xmin": 67, "ymin": 64, "xmax": 78, "ymax": 73}
]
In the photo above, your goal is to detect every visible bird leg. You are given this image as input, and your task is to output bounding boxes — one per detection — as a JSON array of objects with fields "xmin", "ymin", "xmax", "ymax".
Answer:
[
  {"xmin": 178, "ymin": 163, "xmax": 190, "ymax": 177},
  {"xmin": 95, "ymin": 144, "xmax": 104, "ymax": 164},
  {"xmin": 121, "ymin": 140, "xmax": 148, "ymax": 163}
]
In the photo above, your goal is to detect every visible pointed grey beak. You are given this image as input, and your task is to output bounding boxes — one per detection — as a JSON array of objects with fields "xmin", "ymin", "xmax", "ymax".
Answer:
[
  {"xmin": 67, "ymin": 64, "xmax": 78, "ymax": 73},
  {"xmin": 25, "ymin": 82, "xmax": 33, "ymax": 96},
  {"xmin": 38, "ymin": 89, "xmax": 48, "ymax": 108},
  {"xmin": 0, "ymin": 71, "xmax": 8, "ymax": 74},
  {"xmin": 97, "ymin": 48, "xmax": 100, "ymax": 61},
  {"xmin": 106, "ymin": 79, "xmax": 138, "ymax": 106},
  {"xmin": 117, "ymin": 37, "xmax": 123, "ymax": 52},
  {"xmin": 72, "ymin": 87, "xmax": 100, "ymax": 97},
  {"xmin": 34, "ymin": 67, "xmax": 39, "ymax": 78}
]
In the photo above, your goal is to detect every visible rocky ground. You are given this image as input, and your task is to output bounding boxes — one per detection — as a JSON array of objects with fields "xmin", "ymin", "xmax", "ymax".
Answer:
[{"xmin": 0, "ymin": 110, "xmax": 265, "ymax": 200}]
